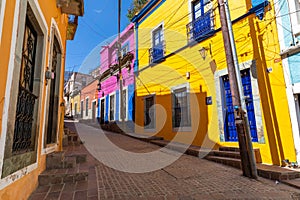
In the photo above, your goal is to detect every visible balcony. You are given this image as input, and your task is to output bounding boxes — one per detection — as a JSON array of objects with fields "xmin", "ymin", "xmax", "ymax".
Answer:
[
  {"xmin": 57, "ymin": 0, "xmax": 84, "ymax": 16},
  {"xmin": 187, "ymin": 10, "xmax": 214, "ymax": 42},
  {"xmin": 149, "ymin": 42, "xmax": 165, "ymax": 64},
  {"xmin": 67, "ymin": 15, "xmax": 78, "ymax": 40}
]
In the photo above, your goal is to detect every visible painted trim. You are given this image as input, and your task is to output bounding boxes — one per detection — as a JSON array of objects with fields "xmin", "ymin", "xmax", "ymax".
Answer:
[
  {"xmin": 42, "ymin": 17, "xmax": 64, "ymax": 154},
  {"xmin": 131, "ymin": 0, "xmax": 165, "ymax": 24},
  {"xmin": 0, "ymin": 163, "xmax": 38, "ymax": 190},
  {"xmin": 0, "ymin": 0, "xmax": 6, "ymax": 45},
  {"xmin": 0, "ymin": 0, "xmax": 21, "ymax": 180}
]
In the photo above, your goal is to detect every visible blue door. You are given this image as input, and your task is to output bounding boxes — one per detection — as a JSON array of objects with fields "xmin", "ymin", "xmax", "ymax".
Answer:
[{"xmin": 222, "ymin": 69, "xmax": 258, "ymax": 142}]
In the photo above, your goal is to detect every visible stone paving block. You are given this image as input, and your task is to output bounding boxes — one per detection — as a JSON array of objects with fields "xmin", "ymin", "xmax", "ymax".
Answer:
[
  {"xmin": 29, "ymin": 192, "xmax": 47, "ymax": 200},
  {"xmin": 49, "ymin": 184, "xmax": 64, "ymax": 193},
  {"xmin": 60, "ymin": 192, "xmax": 74, "ymax": 200},
  {"xmin": 45, "ymin": 191, "xmax": 60, "ymax": 200},
  {"xmin": 76, "ymin": 180, "xmax": 88, "ymax": 191},
  {"xmin": 87, "ymin": 196, "xmax": 98, "ymax": 200},
  {"xmin": 34, "ymin": 185, "xmax": 50, "ymax": 194},
  {"xmin": 74, "ymin": 190, "xmax": 87, "ymax": 200}
]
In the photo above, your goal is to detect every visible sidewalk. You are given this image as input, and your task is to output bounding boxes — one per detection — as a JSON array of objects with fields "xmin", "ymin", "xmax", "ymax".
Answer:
[{"xmin": 29, "ymin": 122, "xmax": 300, "ymax": 200}]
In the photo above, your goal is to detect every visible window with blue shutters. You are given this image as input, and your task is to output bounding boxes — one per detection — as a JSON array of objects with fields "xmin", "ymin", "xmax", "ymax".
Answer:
[
  {"xmin": 149, "ymin": 24, "xmax": 165, "ymax": 63},
  {"xmin": 187, "ymin": 0, "xmax": 214, "ymax": 42}
]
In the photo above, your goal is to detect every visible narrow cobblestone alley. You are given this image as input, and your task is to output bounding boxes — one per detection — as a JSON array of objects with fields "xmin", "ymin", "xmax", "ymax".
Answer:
[{"xmin": 30, "ymin": 122, "xmax": 300, "ymax": 200}]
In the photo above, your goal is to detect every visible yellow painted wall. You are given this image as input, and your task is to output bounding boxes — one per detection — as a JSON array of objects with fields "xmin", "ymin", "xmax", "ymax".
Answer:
[
  {"xmin": 135, "ymin": 0, "xmax": 296, "ymax": 165},
  {"xmin": 73, "ymin": 93, "xmax": 81, "ymax": 115},
  {"xmin": 0, "ymin": 0, "xmax": 69, "ymax": 199}
]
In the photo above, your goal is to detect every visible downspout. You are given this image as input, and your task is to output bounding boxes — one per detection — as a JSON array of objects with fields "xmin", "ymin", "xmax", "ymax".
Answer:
[{"xmin": 134, "ymin": 23, "xmax": 139, "ymax": 74}]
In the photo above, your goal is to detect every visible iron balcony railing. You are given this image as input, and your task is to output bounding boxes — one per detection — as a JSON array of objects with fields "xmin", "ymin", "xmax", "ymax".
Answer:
[
  {"xmin": 149, "ymin": 41, "xmax": 165, "ymax": 64},
  {"xmin": 186, "ymin": 10, "xmax": 214, "ymax": 42}
]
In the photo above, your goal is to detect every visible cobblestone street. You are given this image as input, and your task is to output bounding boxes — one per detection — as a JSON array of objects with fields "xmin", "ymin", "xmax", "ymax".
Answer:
[{"xmin": 30, "ymin": 122, "xmax": 300, "ymax": 200}]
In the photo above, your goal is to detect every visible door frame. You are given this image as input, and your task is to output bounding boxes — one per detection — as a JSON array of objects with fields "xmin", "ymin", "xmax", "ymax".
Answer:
[{"xmin": 215, "ymin": 60, "xmax": 264, "ymax": 143}]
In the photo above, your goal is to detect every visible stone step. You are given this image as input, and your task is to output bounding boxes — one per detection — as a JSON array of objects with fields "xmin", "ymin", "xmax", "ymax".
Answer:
[
  {"xmin": 205, "ymin": 156, "xmax": 242, "ymax": 169},
  {"xmin": 218, "ymin": 147, "xmax": 262, "ymax": 163},
  {"xmin": 209, "ymin": 150, "xmax": 241, "ymax": 159},
  {"xmin": 219, "ymin": 146, "xmax": 240, "ymax": 152},
  {"xmin": 256, "ymin": 164, "xmax": 300, "ymax": 181},
  {"xmin": 65, "ymin": 153, "xmax": 87, "ymax": 164},
  {"xmin": 38, "ymin": 169, "xmax": 88, "ymax": 186}
]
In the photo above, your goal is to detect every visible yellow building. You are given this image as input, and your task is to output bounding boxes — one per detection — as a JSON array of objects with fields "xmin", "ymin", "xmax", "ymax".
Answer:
[
  {"xmin": 0, "ymin": 0, "xmax": 83, "ymax": 199},
  {"xmin": 132, "ymin": 0, "xmax": 296, "ymax": 165}
]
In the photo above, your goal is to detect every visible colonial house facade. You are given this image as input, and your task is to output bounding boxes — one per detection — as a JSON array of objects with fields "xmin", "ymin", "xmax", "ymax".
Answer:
[
  {"xmin": 64, "ymin": 72, "xmax": 94, "ymax": 117},
  {"xmin": 80, "ymin": 79, "xmax": 99, "ymax": 122},
  {"xmin": 0, "ymin": 0, "xmax": 83, "ymax": 199},
  {"xmin": 275, "ymin": 0, "xmax": 300, "ymax": 163},
  {"xmin": 98, "ymin": 23, "xmax": 135, "ymax": 132},
  {"xmin": 132, "ymin": 0, "xmax": 297, "ymax": 165}
]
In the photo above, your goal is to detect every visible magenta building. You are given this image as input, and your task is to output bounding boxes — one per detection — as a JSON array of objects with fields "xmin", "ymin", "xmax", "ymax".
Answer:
[{"xmin": 98, "ymin": 23, "xmax": 135, "ymax": 130}]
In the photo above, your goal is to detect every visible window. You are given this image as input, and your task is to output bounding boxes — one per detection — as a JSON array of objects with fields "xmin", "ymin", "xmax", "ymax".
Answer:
[
  {"xmin": 110, "ymin": 94, "xmax": 115, "ymax": 120},
  {"xmin": 121, "ymin": 43, "xmax": 129, "ymax": 57},
  {"xmin": 150, "ymin": 25, "xmax": 165, "ymax": 63},
  {"xmin": 172, "ymin": 87, "xmax": 191, "ymax": 128},
  {"xmin": 13, "ymin": 18, "xmax": 38, "ymax": 153},
  {"xmin": 187, "ymin": 0, "xmax": 213, "ymax": 41},
  {"xmin": 152, "ymin": 25, "xmax": 163, "ymax": 47},
  {"xmin": 144, "ymin": 95, "xmax": 155, "ymax": 129},
  {"xmin": 192, "ymin": 0, "xmax": 211, "ymax": 20},
  {"xmin": 86, "ymin": 98, "xmax": 89, "ymax": 116}
]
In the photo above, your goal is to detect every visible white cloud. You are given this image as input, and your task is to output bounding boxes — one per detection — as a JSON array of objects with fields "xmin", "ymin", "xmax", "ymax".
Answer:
[{"xmin": 94, "ymin": 9, "xmax": 102, "ymax": 14}]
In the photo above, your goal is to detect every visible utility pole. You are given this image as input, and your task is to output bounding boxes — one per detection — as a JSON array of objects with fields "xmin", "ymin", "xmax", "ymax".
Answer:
[
  {"xmin": 218, "ymin": 0, "xmax": 257, "ymax": 179},
  {"xmin": 118, "ymin": 0, "xmax": 125, "ymax": 131}
]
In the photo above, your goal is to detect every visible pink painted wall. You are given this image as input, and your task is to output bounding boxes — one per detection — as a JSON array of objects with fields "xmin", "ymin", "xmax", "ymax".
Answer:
[{"xmin": 99, "ymin": 23, "xmax": 135, "ymax": 96}]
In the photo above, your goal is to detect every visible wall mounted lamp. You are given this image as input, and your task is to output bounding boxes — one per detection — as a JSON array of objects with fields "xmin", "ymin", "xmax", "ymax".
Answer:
[{"xmin": 199, "ymin": 44, "xmax": 212, "ymax": 60}]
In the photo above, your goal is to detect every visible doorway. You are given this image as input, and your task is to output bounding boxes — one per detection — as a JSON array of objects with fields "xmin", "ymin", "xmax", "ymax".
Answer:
[
  {"xmin": 222, "ymin": 68, "xmax": 258, "ymax": 142},
  {"xmin": 100, "ymin": 99, "xmax": 105, "ymax": 124},
  {"xmin": 46, "ymin": 37, "xmax": 61, "ymax": 144}
]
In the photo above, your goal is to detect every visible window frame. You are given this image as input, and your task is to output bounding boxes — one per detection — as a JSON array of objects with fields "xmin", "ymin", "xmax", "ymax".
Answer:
[
  {"xmin": 119, "ymin": 87, "xmax": 128, "ymax": 121},
  {"xmin": 152, "ymin": 24, "xmax": 164, "ymax": 48},
  {"xmin": 171, "ymin": 84, "xmax": 192, "ymax": 132},
  {"xmin": 109, "ymin": 93, "xmax": 116, "ymax": 121},
  {"xmin": 144, "ymin": 94, "xmax": 156, "ymax": 131}
]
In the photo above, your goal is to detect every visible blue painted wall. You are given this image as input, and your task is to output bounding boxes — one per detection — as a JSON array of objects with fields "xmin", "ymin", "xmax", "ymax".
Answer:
[
  {"xmin": 116, "ymin": 90, "xmax": 120, "ymax": 121},
  {"xmin": 105, "ymin": 95, "xmax": 109, "ymax": 122},
  {"xmin": 128, "ymin": 84, "xmax": 135, "ymax": 121}
]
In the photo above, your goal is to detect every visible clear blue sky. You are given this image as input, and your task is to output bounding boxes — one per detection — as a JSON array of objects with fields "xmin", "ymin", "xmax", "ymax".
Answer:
[{"xmin": 65, "ymin": 0, "xmax": 133, "ymax": 73}]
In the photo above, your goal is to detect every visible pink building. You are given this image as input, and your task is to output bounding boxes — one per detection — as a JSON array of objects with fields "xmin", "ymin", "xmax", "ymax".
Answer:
[{"xmin": 98, "ymin": 23, "xmax": 135, "ymax": 131}]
